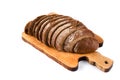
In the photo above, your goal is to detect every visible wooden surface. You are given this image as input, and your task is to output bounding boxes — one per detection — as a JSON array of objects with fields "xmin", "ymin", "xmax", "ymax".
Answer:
[{"xmin": 22, "ymin": 32, "xmax": 113, "ymax": 72}]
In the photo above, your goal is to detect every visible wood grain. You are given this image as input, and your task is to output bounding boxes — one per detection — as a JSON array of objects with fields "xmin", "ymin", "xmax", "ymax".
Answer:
[{"xmin": 22, "ymin": 32, "xmax": 113, "ymax": 72}]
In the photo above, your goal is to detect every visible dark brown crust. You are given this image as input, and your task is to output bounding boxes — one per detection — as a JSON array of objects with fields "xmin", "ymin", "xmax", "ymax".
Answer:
[
  {"xmin": 24, "ymin": 21, "xmax": 33, "ymax": 34},
  {"xmin": 73, "ymin": 37, "xmax": 99, "ymax": 53},
  {"xmin": 99, "ymin": 42, "xmax": 103, "ymax": 47}
]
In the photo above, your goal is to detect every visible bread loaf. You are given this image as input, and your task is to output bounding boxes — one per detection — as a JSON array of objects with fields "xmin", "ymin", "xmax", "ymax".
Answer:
[{"xmin": 24, "ymin": 13, "xmax": 100, "ymax": 53}]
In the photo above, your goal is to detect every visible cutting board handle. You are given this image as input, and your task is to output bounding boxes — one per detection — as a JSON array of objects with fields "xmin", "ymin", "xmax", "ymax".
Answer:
[{"xmin": 85, "ymin": 52, "xmax": 113, "ymax": 72}]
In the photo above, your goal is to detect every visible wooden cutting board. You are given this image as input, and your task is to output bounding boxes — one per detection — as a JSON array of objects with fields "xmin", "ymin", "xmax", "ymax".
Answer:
[{"xmin": 22, "ymin": 32, "xmax": 113, "ymax": 72}]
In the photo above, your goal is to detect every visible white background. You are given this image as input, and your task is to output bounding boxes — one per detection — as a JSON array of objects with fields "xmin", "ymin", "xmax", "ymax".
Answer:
[{"xmin": 0, "ymin": 0, "xmax": 120, "ymax": 80}]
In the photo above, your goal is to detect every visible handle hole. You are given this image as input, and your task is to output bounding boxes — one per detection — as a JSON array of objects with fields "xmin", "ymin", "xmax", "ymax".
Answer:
[{"xmin": 104, "ymin": 61, "xmax": 108, "ymax": 64}]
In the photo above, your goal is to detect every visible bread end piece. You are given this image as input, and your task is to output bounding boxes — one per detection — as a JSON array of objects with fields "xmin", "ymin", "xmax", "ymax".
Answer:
[
  {"xmin": 24, "ymin": 21, "xmax": 33, "ymax": 35},
  {"xmin": 74, "ymin": 37, "xmax": 99, "ymax": 53}
]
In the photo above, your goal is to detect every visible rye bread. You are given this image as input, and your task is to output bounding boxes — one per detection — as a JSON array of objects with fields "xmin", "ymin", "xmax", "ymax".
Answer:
[
  {"xmin": 40, "ymin": 15, "xmax": 62, "ymax": 44},
  {"xmin": 29, "ymin": 16, "xmax": 44, "ymax": 36},
  {"xmin": 35, "ymin": 15, "xmax": 49, "ymax": 41},
  {"xmin": 47, "ymin": 17, "xmax": 73, "ymax": 46},
  {"xmin": 32, "ymin": 15, "xmax": 46, "ymax": 37},
  {"xmin": 41, "ymin": 15, "xmax": 72, "ymax": 45},
  {"xmin": 47, "ymin": 15, "xmax": 72, "ymax": 46},
  {"xmin": 41, "ymin": 15, "xmax": 64, "ymax": 45},
  {"xmin": 51, "ymin": 22, "xmax": 72, "ymax": 48},
  {"xmin": 55, "ymin": 27, "xmax": 77, "ymax": 51},
  {"xmin": 37, "ymin": 15, "xmax": 62, "ymax": 41},
  {"xmin": 24, "ymin": 13, "xmax": 101, "ymax": 54},
  {"xmin": 64, "ymin": 28, "xmax": 94, "ymax": 52},
  {"xmin": 41, "ymin": 15, "xmax": 57, "ymax": 45},
  {"xmin": 34, "ymin": 15, "xmax": 48, "ymax": 39}
]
